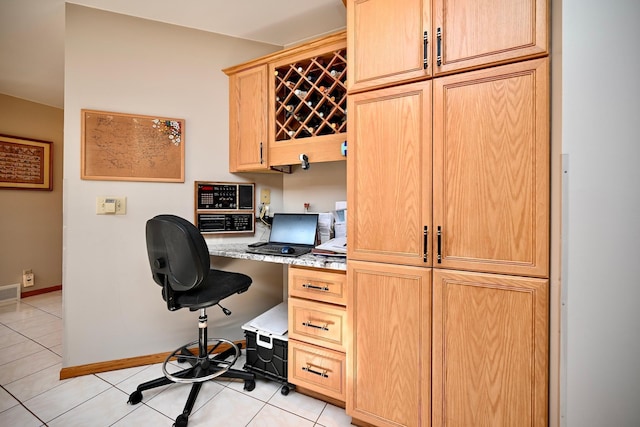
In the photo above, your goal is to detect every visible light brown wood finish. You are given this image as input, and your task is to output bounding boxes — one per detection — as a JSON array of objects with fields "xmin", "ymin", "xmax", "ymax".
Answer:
[
  {"xmin": 289, "ymin": 297, "xmax": 347, "ymax": 352},
  {"xmin": 287, "ymin": 267, "xmax": 348, "ymax": 404},
  {"xmin": 227, "ymin": 65, "xmax": 269, "ymax": 171},
  {"xmin": 289, "ymin": 340, "xmax": 347, "ymax": 401},
  {"xmin": 432, "ymin": 269, "xmax": 548, "ymax": 427},
  {"xmin": 289, "ymin": 266, "xmax": 347, "ymax": 306},
  {"xmin": 347, "ymin": 261, "xmax": 431, "ymax": 427},
  {"xmin": 432, "ymin": 0, "xmax": 548, "ymax": 76},
  {"xmin": 347, "ymin": 0, "xmax": 431, "ymax": 93},
  {"xmin": 268, "ymin": 36, "xmax": 347, "ymax": 166},
  {"xmin": 433, "ymin": 58, "xmax": 549, "ymax": 277},
  {"xmin": 347, "ymin": 81, "xmax": 432, "ymax": 267}
]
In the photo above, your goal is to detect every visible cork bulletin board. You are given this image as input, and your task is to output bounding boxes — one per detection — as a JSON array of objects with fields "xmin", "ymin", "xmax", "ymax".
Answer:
[
  {"xmin": 81, "ymin": 109, "xmax": 185, "ymax": 182},
  {"xmin": 0, "ymin": 134, "xmax": 53, "ymax": 190}
]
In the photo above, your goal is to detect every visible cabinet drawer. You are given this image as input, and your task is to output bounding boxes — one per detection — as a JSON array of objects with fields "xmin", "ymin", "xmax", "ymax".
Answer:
[
  {"xmin": 288, "ymin": 267, "xmax": 347, "ymax": 306},
  {"xmin": 288, "ymin": 298, "xmax": 346, "ymax": 352},
  {"xmin": 288, "ymin": 340, "xmax": 346, "ymax": 402}
]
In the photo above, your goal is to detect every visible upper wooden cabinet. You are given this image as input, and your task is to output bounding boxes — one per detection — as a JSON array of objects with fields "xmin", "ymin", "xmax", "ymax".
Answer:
[
  {"xmin": 269, "ymin": 34, "xmax": 348, "ymax": 167},
  {"xmin": 347, "ymin": 0, "xmax": 431, "ymax": 93},
  {"xmin": 347, "ymin": 80, "xmax": 432, "ymax": 267},
  {"xmin": 433, "ymin": 0, "xmax": 548, "ymax": 75},
  {"xmin": 227, "ymin": 65, "xmax": 269, "ymax": 172},
  {"xmin": 433, "ymin": 58, "xmax": 549, "ymax": 277},
  {"xmin": 224, "ymin": 31, "xmax": 347, "ymax": 172},
  {"xmin": 346, "ymin": 0, "xmax": 548, "ymax": 93}
]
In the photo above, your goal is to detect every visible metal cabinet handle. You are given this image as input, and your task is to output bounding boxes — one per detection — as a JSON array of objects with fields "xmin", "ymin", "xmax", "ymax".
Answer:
[
  {"xmin": 302, "ymin": 365, "xmax": 329, "ymax": 378},
  {"xmin": 302, "ymin": 321, "xmax": 329, "ymax": 331},
  {"xmin": 423, "ymin": 31, "xmax": 428, "ymax": 69},
  {"xmin": 436, "ymin": 27, "xmax": 442, "ymax": 66},
  {"xmin": 302, "ymin": 283, "xmax": 330, "ymax": 291}
]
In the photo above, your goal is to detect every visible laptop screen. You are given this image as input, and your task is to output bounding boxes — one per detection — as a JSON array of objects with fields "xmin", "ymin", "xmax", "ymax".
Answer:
[{"xmin": 269, "ymin": 213, "xmax": 318, "ymax": 246}]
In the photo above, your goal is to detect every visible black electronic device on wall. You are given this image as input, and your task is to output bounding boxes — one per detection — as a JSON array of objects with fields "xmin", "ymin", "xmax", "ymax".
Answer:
[{"xmin": 195, "ymin": 181, "xmax": 255, "ymax": 234}]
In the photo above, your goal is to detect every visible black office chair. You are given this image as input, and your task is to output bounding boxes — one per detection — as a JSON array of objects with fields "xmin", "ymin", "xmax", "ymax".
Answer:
[{"xmin": 127, "ymin": 214, "xmax": 256, "ymax": 427}]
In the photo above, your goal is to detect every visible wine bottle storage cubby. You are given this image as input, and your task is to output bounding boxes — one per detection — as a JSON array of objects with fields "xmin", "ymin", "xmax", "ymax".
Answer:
[{"xmin": 274, "ymin": 49, "xmax": 347, "ymax": 141}]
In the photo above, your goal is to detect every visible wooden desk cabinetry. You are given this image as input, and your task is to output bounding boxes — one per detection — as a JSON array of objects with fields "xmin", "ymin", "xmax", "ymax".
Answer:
[{"xmin": 288, "ymin": 266, "xmax": 347, "ymax": 402}]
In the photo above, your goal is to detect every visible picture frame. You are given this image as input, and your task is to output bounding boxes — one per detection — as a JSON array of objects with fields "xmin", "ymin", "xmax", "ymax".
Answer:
[
  {"xmin": 81, "ymin": 109, "xmax": 185, "ymax": 182},
  {"xmin": 0, "ymin": 134, "xmax": 53, "ymax": 191}
]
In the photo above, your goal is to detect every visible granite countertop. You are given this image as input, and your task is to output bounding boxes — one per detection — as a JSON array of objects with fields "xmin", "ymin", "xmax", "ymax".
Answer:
[{"xmin": 207, "ymin": 243, "xmax": 347, "ymax": 271}]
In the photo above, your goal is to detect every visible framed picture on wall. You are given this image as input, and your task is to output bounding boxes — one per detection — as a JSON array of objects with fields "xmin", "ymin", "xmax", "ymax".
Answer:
[
  {"xmin": 81, "ymin": 109, "xmax": 185, "ymax": 182},
  {"xmin": 0, "ymin": 134, "xmax": 53, "ymax": 191}
]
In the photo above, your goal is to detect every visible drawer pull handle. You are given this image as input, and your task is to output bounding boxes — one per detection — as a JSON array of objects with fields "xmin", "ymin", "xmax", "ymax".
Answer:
[
  {"xmin": 302, "ymin": 365, "xmax": 329, "ymax": 378},
  {"xmin": 302, "ymin": 283, "xmax": 330, "ymax": 291},
  {"xmin": 302, "ymin": 321, "xmax": 329, "ymax": 331}
]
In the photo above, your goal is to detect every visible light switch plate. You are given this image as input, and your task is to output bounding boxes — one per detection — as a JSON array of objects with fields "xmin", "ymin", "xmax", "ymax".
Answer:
[{"xmin": 96, "ymin": 197, "xmax": 127, "ymax": 215}]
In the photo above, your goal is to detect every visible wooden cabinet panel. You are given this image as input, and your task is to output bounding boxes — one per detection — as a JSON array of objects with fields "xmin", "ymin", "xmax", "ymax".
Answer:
[
  {"xmin": 433, "ymin": 0, "xmax": 548, "ymax": 75},
  {"xmin": 228, "ymin": 65, "xmax": 269, "ymax": 172},
  {"xmin": 289, "ymin": 298, "xmax": 347, "ymax": 352},
  {"xmin": 289, "ymin": 340, "xmax": 346, "ymax": 401},
  {"xmin": 433, "ymin": 58, "xmax": 549, "ymax": 277},
  {"xmin": 268, "ymin": 34, "xmax": 348, "ymax": 166},
  {"xmin": 347, "ymin": 0, "xmax": 431, "ymax": 93},
  {"xmin": 289, "ymin": 267, "xmax": 347, "ymax": 306},
  {"xmin": 432, "ymin": 269, "xmax": 548, "ymax": 427},
  {"xmin": 347, "ymin": 261, "xmax": 431, "ymax": 427},
  {"xmin": 347, "ymin": 81, "xmax": 432, "ymax": 267}
]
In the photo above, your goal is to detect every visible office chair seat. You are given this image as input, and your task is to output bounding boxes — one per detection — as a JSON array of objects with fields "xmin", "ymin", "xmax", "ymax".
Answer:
[{"xmin": 127, "ymin": 214, "xmax": 256, "ymax": 427}]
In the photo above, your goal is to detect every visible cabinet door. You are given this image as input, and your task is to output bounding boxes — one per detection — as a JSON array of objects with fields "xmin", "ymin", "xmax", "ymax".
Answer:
[
  {"xmin": 347, "ymin": 81, "xmax": 432, "ymax": 267},
  {"xmin": 347, "ymin": 261, "xmax": 431, "ymax": 427},
  {"xmin": 347, "ymin": 0, "xmax": 431, "ymax": 93},
  {"xmin": 432, "ymin": 269, "xmax": 548, "ymax": 427},
  {"xmin": 228, "ymin": 65, "xmax": 269, "ymax": 172},
  {"xmin": 432, "ymin": 0, "xmax": 548, "ymax": 75},
  {"xmin": 433, "ymin": 58, "xmax": 549, "ymax": 277}
]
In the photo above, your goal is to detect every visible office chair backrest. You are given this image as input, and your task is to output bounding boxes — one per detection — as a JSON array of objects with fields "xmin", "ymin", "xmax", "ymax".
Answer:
[{"xmin": 146, "ymin": 214, "xmax": 210, "ymax": 292}]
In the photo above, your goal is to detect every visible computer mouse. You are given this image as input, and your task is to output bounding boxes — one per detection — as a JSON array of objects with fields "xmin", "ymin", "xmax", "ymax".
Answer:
[{"xmin": 281, "ymin": 246, "xmax": 295, "ymax": 254}]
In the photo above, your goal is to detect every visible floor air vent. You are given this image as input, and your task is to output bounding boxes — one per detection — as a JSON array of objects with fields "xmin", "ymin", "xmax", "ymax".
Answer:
[{"xmin": 0, "ymin": 283, "xmax": 20, "ymax": 305}]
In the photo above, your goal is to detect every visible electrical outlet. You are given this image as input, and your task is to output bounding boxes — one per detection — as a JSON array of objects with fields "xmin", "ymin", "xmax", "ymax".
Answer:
[
  {"xmin": 22, "ymin": 269, "xmax": 34, "ymax": 287},
  {"xmin": 260, "ymin": 189, "xmax": 271, "ymax": 204}
]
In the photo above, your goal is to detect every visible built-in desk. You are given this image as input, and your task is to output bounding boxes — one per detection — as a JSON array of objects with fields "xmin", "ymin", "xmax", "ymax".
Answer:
[
  {"xmin": 207, "ymin": 242, "xmax": 348, "ymax": 404},
  {"xmin": 207, "ymin": 243, "xmax": 346, "ymax": 271}
]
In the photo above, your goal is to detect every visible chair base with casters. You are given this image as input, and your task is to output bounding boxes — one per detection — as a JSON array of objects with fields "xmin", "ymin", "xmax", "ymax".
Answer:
[
  {"xmin": 127, "ymin": 306, "xmax": 255, "ymax": 427},
  {"xmin": 128, "ymin": 214, "xmax": 257, "ymax": 427}
]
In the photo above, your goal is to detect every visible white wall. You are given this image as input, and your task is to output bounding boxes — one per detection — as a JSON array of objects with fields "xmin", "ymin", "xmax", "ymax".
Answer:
[
  {"xmin": 562, "ymin": 0, "xmax": 640, "ymax": 425},
  {"xmin": 63, "ymin": 5, "xmax": 287, "ymax": 367}
]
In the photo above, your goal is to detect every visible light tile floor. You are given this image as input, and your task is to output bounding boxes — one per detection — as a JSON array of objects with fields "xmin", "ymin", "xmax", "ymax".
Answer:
[{"xmin": 0, "ymin": 291, "xmax": 353, "ymax": 427}]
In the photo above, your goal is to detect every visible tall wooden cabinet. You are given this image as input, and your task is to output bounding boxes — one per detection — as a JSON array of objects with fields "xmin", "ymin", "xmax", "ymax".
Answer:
[
  {"xmin": 433, "ymin": 59, "xmax": 549, "ymax": 278},
  {"xmin": 348, "ymin": 261, "xmax": 431, "ymax": 427},
  {"xmin": 432, "ymin": 269, "xmax": 548, "ymax": 427},
  {"xmin": 346, "ymin": 1, "xmax": 550, "ymax": 426},
  {"xmin": 347, "ymin": 81, "xmax": 432, "ymax": 267},
  {"xmin": 347, "ymin": 0, "xmax": 548, "ymax": 93}
]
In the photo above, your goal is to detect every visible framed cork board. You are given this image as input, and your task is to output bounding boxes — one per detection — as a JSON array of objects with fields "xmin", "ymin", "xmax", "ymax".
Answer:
[
  {"xmin": 81, "ymin": 109, "xmax": 185, "ymax": 182},
  {"xmin": 0, "ymin": 134, "xmax": 53, "ymax": 190}
]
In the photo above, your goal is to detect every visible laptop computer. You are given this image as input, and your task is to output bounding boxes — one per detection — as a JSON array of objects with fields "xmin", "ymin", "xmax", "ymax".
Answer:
[{"xmin": 247, "ymin": 213, "xmax": 319, "ymax": 257}]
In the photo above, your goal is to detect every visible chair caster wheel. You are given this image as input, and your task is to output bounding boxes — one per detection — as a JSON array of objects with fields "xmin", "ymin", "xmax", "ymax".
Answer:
[
  {"xmin": 127, "ymin": 390, "xmax": 143, "ymax": 405},
  {"xmin": 281, "ymin": 385, "xmax": 290, "ymax": 395},
  {"xmin": 244, "ymin": 379, "xmax": 256, "ymax": 391},
  {"xmin": 174, "ymin": 414, "xmax": 188, "ymax": 427}
]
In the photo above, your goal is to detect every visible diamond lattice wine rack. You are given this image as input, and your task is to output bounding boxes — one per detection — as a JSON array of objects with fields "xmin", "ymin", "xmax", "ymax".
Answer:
[{"xmin": 274, "ymin": 48, "xmax": 347, "ymax": 141}]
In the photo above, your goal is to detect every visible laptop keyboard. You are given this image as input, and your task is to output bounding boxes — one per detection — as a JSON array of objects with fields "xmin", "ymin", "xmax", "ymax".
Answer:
[{"xmin": 260, "ymin": 245, "xmax": 287, "ymax": 253}]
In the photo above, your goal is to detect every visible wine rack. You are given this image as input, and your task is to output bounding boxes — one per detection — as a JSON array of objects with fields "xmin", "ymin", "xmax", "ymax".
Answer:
[{"xmin": 274, "ymin": 48, "xmax": 347, "ymax": 141}]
